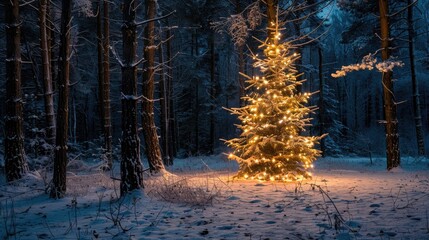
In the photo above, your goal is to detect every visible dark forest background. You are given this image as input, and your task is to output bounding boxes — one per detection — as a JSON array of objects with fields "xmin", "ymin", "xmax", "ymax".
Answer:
[{"xmin": 1, "ymin": 0, "xmax": 429, "ymax": 168}]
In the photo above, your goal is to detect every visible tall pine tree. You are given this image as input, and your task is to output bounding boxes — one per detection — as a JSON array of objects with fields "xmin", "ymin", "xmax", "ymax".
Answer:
[{"xmin": 225, "ymin": 17, "xmax": 323, "ymax": 181}]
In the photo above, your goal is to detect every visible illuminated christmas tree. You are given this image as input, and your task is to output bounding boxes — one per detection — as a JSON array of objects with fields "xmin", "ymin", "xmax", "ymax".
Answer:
[{"xmin": 225, "ymin": 19, "xmax": 324, "ymax": 182}]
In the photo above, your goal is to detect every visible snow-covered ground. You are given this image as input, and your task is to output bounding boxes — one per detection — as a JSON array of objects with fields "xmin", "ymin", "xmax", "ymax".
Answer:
[{"xmin": 1, "ymin": 155, "xmax": 429, "ymax": 239}]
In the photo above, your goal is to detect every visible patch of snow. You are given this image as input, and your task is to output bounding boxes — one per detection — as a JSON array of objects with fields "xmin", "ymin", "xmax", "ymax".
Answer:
[{"xmin": 1, "ymin": 156, "xmax": 429, "ymax": 239}]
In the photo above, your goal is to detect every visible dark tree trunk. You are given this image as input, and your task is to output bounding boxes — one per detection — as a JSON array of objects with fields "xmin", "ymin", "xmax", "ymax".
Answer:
[
  {"xmin": 193, "ymin": 28, "xmax": 200, "ymax": 154},
  {"xmin": 102, "ymin": 0, "xmax": 113, "ymax": 167},
  {"xmin": 379, "ymin": 0, "xmax": 400, "ymax": 170},
  {"xmin": 209, "ymin": 33, "xmax": 216, "ymax": 154},
  {"xmin": 50, "ymin": 0, "xmax": 72, "ymax": 198},
  {"xmin": 39, "ymin": 0, "xmax": 56, "ymax": 149},
  {"xmin": 194, "ymin": 77, "xmax": 200, "ymax": 154},
  {"xmin": 407, "ymin": 0, "xmax": 425, "ymax": 156},
  {"xmin": 97, "ymin": 0, "xmax": 113, "ymax": 169},
  {"xmin": 121, "ymin": 0, "xmax": 144, "ymax": 195},
  {"xmin": 142, "ymin": 0, "xmax": 165, "ymax": 173},
  {"xmin": 317, "ymin": 47, "xmax": 325, "ymax": 157},
  {"xmin": 97, "ymin": 0, "xmax": 103, "ymax": 130},
  {"xmin": 158, "ymin": 31, "xmax": 171, "ymax": 165},
  {"xmin": 5, "ymin": 0, "xmax": 28, "ymax": 182},
  {"xmin": 354, "ymin": 81, "xmax": 358, "ymax": 130},
  {"xmin": 49, "ymin": 11, "xmax": 56, "ymax": 94},
  {"xmin": 365, "ymin": 78, "xmax": 372, "ymax": 128},
  {"xmin": 166, "ymin": 25, "xmax": 177, "ymax": 159}
]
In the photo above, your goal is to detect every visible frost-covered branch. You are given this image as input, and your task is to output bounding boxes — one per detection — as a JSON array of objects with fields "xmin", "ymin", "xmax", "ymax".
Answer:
[
  {"xmin": 331, "ymin": 54, "xmax": 404, "ymax": 78},
  {"xmin": 109, "ymin": 45, "xmax": 124, "ymax": 67},
  {"xmin": 211, "ymin": 2, "xmax": 262, "ymax": 47},
  {"xmin": 135, "ymin": 10, "xmax": 176, "ymax": 27}
]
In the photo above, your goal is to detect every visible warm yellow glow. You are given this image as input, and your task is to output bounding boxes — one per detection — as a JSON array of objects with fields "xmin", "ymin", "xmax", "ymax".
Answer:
[{"xmin": 224, "ymin": 17, "xmax": 322, "ymax": 183}]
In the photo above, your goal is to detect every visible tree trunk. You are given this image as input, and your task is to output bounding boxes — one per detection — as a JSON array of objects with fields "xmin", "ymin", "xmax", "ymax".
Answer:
[
  {"xmin": 50, "ymin": 0, "xmax": 72, "ymax": 198},
  {"xmin": 158, "ymin": 30, "xmax": 171, "ymax": 165},
  {"xmin": 142, "ymin": 0, "xmax": 165, "ymax": 173},
  {"xmin": 407, "ymin": 0, "xmax": 425, "ymax": 156},
  {"xmin": 194, "ymin": 77, "xmax": 200, "ymax": 154},
  {"xmin": 97, "ymin": 0, "xmax": 113, "ymax": 169},
  {"xmin": 71, "ymin": 93, "xmax": 77, "ymax": 143},
  {"xmin": 39, "ymin": 0, "xmax": 56, "ymax": 149},
  {"xmin": 209, "ymin": 33, "xmax": 216, "ymax": 154},
  {"xmin": 354, "ymin": 80, "xmax": 358, "ymax": 129},
  {"xmin": 365, "ymin": 78, "xmax": 372, "ymax": 128},
  {"xmin": 102, "ymin": 0, "xmax": 112, "ymax": 168},
  {"xmin": 379, "ymin": 0, "xmax": 400, "ymax": 170},
  {"xmin": 121, "ymin": 0, "xmax": 144, "ymax": 195},
  {"xmin": 166, "ymin": 25, "xmax": 177, "ymax": 159},
  {"xmin": 97, "ymin": 0, "xmax": 103, "ymax": 131},
  {"xmin": 5, "ymin": 0, "xmax": 28, "ymax": 182},
  {"xmin": 318, "ymin": 47, "xmax": 325, "ymax": 157},
  {"xmin": 266, "ymin": 0, "xmax": 278, "ymax": 44},
  {"xmin": 49, "ymin": 10, "xmax": 56, "ymax": 94}
]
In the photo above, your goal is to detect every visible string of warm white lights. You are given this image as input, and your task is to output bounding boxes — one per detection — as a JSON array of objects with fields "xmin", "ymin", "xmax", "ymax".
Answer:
[{"xmin": 225, "ymin": 17, "xmax": 323, "ymax": 182}]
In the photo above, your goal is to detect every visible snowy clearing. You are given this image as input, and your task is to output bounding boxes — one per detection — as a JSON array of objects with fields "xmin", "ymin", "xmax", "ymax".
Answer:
[{"xmin": 1, "ymin": 156, "xmax": 429, "ymax": 239}]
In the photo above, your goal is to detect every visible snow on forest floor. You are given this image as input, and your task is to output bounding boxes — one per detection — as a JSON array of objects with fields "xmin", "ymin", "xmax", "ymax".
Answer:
[{"xmin": 1, "ymin": 155, "xmax": 429, "ymax": 239}]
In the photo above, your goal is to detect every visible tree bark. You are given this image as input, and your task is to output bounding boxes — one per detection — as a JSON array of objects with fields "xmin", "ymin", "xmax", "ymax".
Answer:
[
  {"xmin": 121, "ymin": 0, "xmax": 144, "ymax": 195},
  {"xmin": 97, "ymin": 0, "xmax": 103, "ymax": 132},
  {"xmin": 5, "ymin": 0, "xmax": 28, "ymax": 182},
  {"xmin": 158, "ymin": 30, "xmax": 171, "ymax": 165},
  {"xmin": 266, "ymin": 0, "xmax": 278, "ymax": 44},
  {"xmin": 194, "ymin": 72, "xmax": 200, "ymax": 154},
  {"xmin": 97, "ymin": 0, "xmax": 113, "ymax": 169},
  {"xmin": 50, "ymin": 0, "xmax": 72, "ymax": 198},
  {"xmin": 365, "ymin": 78, "xmax": 372, "ymax": 128},
  {"xmin": 142, "ymin": 0, "xmax": 165, "ymax": 173},
  {"xmin": 102, "ymin": 0, "xmax": 113, "ymax": 167},
  {"xmin": 318, "ymin": 47, "xmax": 325, "ymax": 157},
  {"xmin": 166, "ymin": 25, "xmax": 177, "ymax": 159},
  {"xmin": 39, "ymin": 0, "xmax": 56, "ymax": 149},
  {"xmin": 407, "ymin": 0, "xmax": 425, "ymax": 156},
  {"xmin": 209, "ymin": 33, "xmax": 216, "ymax": 154},
  {"xmin": 379, "ymin": 0, "xmax": 400, "ymax": 170}
]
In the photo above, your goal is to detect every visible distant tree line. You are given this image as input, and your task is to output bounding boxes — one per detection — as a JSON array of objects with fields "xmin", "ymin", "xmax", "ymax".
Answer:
[{"xmin": 1, "ymin": 0, "xmax": 429, "ymax": 195}]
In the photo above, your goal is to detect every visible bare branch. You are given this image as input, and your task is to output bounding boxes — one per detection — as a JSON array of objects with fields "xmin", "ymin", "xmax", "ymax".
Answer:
[
  {"xmin": 389, "ymin": 0, "xmax": 418, "ymax": 18},
  {"xmin": 109, "ymin": 45, "xmax": 124, "ymax": 67},
  {"xmin": 135, "ymin": 10, "xmax": 176, "ymax": 27}
]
